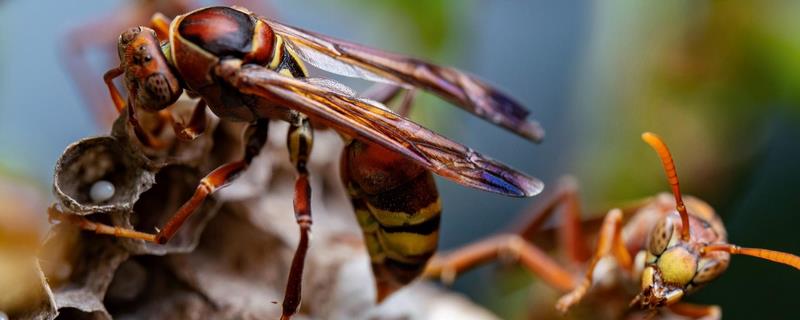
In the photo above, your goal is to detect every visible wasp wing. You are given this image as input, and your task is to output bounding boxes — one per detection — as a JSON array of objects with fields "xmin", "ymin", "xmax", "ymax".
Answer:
[
  {"xmin": 227, "ymin": 65, "xmax": 543, "ymax": 197},
  {"xmin": 263, "ymin": 18, "xmax": 544, "ymax": 142}
]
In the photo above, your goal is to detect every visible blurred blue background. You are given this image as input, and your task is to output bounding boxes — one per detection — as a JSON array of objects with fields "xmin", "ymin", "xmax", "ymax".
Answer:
[{"xmin": 1, "ymin": 1, "xmax": 799, "ymax": 319}]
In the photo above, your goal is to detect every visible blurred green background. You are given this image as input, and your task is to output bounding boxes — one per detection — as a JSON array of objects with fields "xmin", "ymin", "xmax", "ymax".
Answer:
[{"xmin": 1, "ymin": 1, "xmax": 799, "ymax": 319}]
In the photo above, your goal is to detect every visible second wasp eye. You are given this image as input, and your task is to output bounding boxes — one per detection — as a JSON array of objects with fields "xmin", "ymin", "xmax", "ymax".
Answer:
[{"xmin": 648, "ymin": 216, "xmax": 674, "ymax": 256}]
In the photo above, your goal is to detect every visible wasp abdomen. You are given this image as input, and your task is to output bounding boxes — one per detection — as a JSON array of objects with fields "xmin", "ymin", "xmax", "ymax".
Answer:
[{"xmin": 342, "ymin": 140, "xmax": 442, "ymax": 301}]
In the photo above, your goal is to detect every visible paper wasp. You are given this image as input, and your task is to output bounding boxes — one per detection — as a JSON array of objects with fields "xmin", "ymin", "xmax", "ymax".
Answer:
[
  {"xmin": 425, "ymin": 132, "xmax": 800, "ymax": 319},
  {"xmin": 54, "ymin": 6, "xmax": 544, "ymax": 319}
]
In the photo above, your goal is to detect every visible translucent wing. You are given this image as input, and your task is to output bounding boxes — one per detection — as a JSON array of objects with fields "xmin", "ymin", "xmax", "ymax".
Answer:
[
  {"xmin": 224, "ymin": 64, "xmax": 543, "ymax": 197},
  {"xmin": 263, "ymin": 18, "xmax": 545, "ymax": 142}
]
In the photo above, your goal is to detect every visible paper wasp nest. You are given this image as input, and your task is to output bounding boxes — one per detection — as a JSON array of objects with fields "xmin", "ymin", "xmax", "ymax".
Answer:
[{"xmin": 26, "ymin": 100, "xmax": 498, "ymax": 320}]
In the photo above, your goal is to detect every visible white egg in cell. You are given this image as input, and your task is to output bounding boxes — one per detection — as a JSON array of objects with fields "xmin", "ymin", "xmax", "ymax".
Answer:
[{"xmin": 90, "ymin": 180, "xmax": 115, "ymax": 203}]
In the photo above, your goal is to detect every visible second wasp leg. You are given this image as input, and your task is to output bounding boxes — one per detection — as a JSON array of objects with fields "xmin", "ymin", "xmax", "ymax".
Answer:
[
  {"xmin": 512, "ymin": 176, "xmax": 590, "ymax": 265},
  {"xmin": 668, "ymin": 302, "xmax": 721, "ymax": 320},
  {"xmin": 154, "ymin": 120, "xmax": 269, "ymax": 244},
  {"xmin": 423, "ymin": 177, "xmax": 588, "ymax": 291},
  {"xmin": 423, "ymin": 234, "xmax": 576, "ymax": 292},
  {"xmin": 555, "ymin": 208, "xmax": 631, "ymax": 313},
  {"xmin": 281, "ymin": 114, "xmax": 314, "ymax": 320}
]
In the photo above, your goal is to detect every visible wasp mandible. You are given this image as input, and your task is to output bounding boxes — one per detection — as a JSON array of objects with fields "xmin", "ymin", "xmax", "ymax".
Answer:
[
  {"xmin": 425, "ymin": 132, "xmax": 800, "ymax": 319},
  {"xmin": 58, "ymin": 6, "xmax": 545, "ymax": 319}
]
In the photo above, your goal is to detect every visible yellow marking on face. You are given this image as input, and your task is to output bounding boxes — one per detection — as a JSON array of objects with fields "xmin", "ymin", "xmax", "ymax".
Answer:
[
  {"xmin": 367, "ymin": 198, "xmax": 442, "ymax": 227},
  {"xmin": 657, "ymin": 247, "xmax": 697, "ymax": 285},
  {"xmin": 641, "ymin": 266, "xmax": 655, "ymax": 290}
]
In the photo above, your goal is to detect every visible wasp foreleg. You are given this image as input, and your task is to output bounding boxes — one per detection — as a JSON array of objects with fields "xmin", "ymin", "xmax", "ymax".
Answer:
[{"xmin": 555, "ymin": 208, "xmax": 631, "ymax": 313}]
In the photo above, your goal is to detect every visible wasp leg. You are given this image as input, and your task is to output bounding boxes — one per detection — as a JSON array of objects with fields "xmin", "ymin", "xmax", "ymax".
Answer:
[
  {"xmin": 424, "ymin": 234, "xmax": 575, "ymax": 292},
  {"xmin": 150, "ymin": 12, "xmax": 172, "ymax": 40},
  {"xmin": 555, "ymin": 208, "xmax": 631, "ymax": 313},
  {"xmin": 281, "ymin": 114, "xmax": 314, "ymax": 320},
  {"xmin": 103, "ymin": 67, "xmax": 126, "ymax": 113},
  {"xmin": 126, "ymin": 93, "xmax": 169, "ymax": 149},
  {"xmin": 166, "ymin": 99, "xmax": 207, "ymax": 140},
  {"xmin": 668, "ymin": 302, "xmax": 721, "ymax": 320},
  {"xmin": 48, "ymin": 205, "xmax": 157, "ymax": 242},
  {"xmin": 154, "ymin": 120, "xmax": 269, "ymax": 244},
  {"xmin": 512, "ymin": 176, "xmax": 590, "ymax": 265},
  {"xmin": 423, "ymin": 177, "xmax": 589, "ymax": 291}
]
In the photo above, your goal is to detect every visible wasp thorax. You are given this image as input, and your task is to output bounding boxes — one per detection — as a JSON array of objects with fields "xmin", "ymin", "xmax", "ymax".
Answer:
[{"xmin": 117, "ymin": 26, "xmax": 183, "ymax": 112}]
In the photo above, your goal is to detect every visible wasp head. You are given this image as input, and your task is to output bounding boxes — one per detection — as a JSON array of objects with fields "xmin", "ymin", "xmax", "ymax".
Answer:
[
  {"xmin": 117, "ymin": 26, "xmax": 183, "ymax": 112},
  {"xmin": 632, "ymin": 213, "xmax": 729, "ymax": 309}
]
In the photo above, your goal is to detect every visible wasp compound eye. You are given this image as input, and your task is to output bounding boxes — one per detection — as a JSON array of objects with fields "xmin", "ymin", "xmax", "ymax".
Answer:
[
  {"xmin": 53, "ymin": 136, "xmax": 156, "ymax": 215},
  {"xmin": 138, "ymin": 73, "xmax": 181, "ymax": 111}
]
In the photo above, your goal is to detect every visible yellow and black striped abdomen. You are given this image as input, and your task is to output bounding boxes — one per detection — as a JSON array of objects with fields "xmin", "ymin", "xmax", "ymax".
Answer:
[{"xmin": 341, "ymin": 140, "xmax": 441, "ymax": 301}]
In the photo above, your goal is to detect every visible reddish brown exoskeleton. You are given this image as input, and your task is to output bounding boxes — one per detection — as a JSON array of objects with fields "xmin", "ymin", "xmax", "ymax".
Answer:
[
  {"xmin": 425, "ymin": 132, "xmax": 800, "ymax": 319},
  {"xmin": 53, "ymin": 6, "xmax": 546, "ymax": 319},
  {"xmin": 62, "ymin": 0, "xmax": 274, "ymax": 128}
]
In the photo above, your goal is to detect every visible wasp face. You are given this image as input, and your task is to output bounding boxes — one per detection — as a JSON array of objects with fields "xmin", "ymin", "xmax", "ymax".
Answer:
[
  {"xmin": 117, "ymin": 26, "xmax": 183, "ymax": 112},
  {"xmin": 634, "ymin": 255, "xmax": 690, "ymax": 309},
  {"xmin": 632, "ymin": 213, "xmax": 730, "ymax": 309}
]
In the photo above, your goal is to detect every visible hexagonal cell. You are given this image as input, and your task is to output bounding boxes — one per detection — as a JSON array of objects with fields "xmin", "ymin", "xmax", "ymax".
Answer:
[{"xmin": 53, "ymin": 136, "xmax": 156, "ymax": 215}]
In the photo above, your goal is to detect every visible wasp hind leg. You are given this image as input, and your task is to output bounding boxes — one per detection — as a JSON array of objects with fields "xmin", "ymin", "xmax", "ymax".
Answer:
[{"xmin": 281, "ymin": 113, "xmax": 314, "ymax": 320}]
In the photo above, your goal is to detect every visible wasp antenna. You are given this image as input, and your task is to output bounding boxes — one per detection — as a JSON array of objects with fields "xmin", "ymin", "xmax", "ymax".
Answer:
[
  {"xmin": 703, "ymin": 244, "xmax": 800, "ymax": 270},
  {"xmin": 641, "ymin": 132, "xmax": 691, "ymax": 241}
]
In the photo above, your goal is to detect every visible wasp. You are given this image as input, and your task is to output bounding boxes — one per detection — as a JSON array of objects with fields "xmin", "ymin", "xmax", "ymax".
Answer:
[
  {"xmin": 425, "ymin": 132, "xmax": 800, "ymax": 319},
  {"xmin": 62, "ymin": 0, "xmax": 275, "ymax": 127},
  {"xmin": 55, "ymin": 6, "xmax": 544, "ymax": 319}
]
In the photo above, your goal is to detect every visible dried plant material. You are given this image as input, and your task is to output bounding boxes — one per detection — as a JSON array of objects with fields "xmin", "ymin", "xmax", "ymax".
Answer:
[
  {"xmin": 167, "ymin": 204, "xmax": 291, "ymax": 319},
  {"xmin": 103, "ymin": 256, "xmax": 223, "ymax": 320},
  {"xmin": 38, "ymin": 224, "xmax": 129, "ymax": 320}
]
